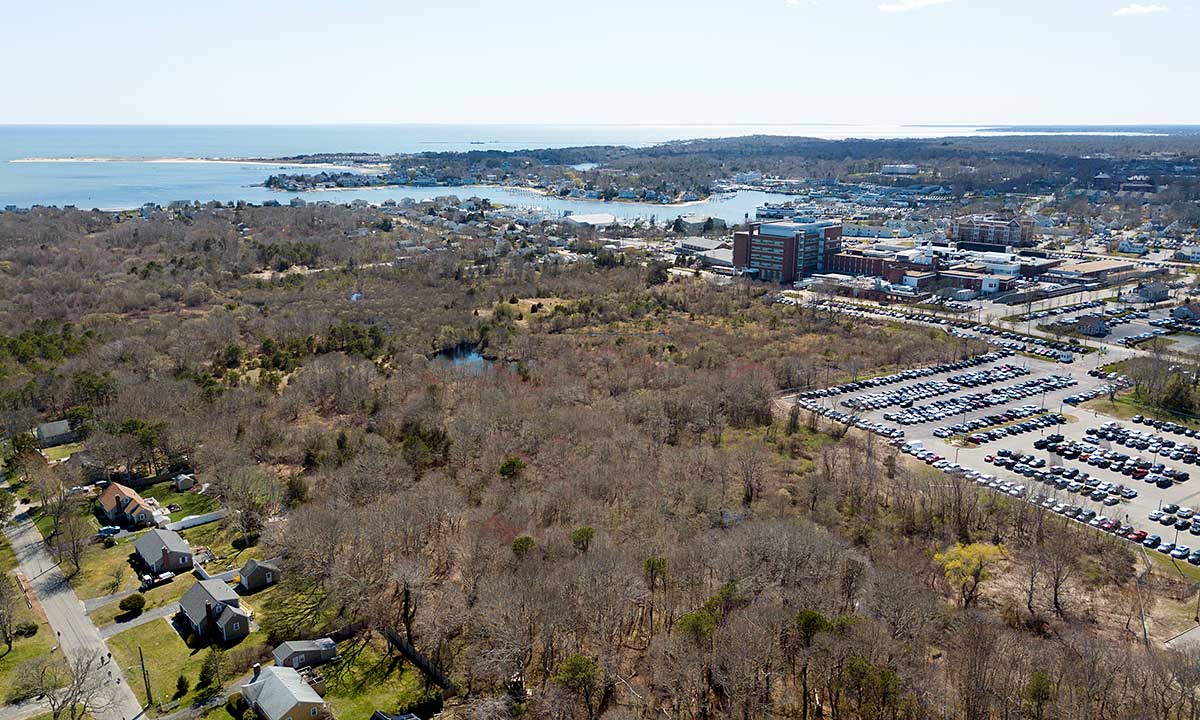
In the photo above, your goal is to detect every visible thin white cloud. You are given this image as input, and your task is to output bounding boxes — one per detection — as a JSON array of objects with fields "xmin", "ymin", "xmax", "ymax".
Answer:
[
  {"xmin": 878, "ymin": 0, "xmax": 953, "ymax": 12},
  {"xmin": 785, "ymin": 0, "xmax": 820, "ymax": 7},
  {"xmin": 1112, "ymin": 3, "xmax": 1167, "ymax": 14}
]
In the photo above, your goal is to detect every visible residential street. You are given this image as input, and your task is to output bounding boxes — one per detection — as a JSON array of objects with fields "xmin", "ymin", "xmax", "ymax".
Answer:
[{"xmin": 3, "ymin": 504, "xmax": 144, "ymax": 720}]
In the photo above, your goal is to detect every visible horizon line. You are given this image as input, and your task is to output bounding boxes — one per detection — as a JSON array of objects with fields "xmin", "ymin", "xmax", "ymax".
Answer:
[{"xmin": 2, "ymin": 121, "xmax": 1199, "ymax": 129}]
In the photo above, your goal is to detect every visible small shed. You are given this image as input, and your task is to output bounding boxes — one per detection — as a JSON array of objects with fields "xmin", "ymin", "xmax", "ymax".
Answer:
[
  {"xmin": 238, "ymin": 558, "xmax": 279, "ymax": 593},
  {"xmin": 272, "ymin": 638, "xmax": 338, "ymax": 669}
]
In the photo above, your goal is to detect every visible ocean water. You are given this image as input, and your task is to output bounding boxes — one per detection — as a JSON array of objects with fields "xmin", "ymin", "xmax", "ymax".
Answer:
[{"xmin": 0, "ymin": 124, "xmax": 1187, "ymax": 218}]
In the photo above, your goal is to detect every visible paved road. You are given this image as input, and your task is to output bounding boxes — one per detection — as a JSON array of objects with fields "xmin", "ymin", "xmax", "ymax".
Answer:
[
  {"xmin": 99, "ymin": 604, "xmax": 179, "ymax": 640},
  {"xmin": 0, "ymin": 699, "xmax": 50, "ymax": 720},
  {"xmin": 3, "ymin": 505, "xmax": 144, "ymax": 720}
]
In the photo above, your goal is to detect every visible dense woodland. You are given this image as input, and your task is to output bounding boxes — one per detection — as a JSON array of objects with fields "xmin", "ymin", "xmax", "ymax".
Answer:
[{"xmin": 5, "ymin": 204, "xmax": 1200, "ymax": 720}]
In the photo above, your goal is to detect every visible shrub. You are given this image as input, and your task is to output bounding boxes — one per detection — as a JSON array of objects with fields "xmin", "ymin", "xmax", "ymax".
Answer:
[
  {"xmin": 511, "ymin": 536, "xmax": 535, "ymax": 560},
  {"xmin": 119, "ymin": 593, "xmax": 146, "ymax": 616},
  {"xmin": 175, "ymin": 675, "xmax": 190, "ymax": 698},
  {"xmin": 498, "ymin": 456, "xmax": 526, "ymax": 480},
  {"xmin": 13, "ymin": 622, "xmax": 37, "ymax": 638}
]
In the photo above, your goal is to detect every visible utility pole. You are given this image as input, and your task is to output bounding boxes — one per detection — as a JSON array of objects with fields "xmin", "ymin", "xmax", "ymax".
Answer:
[{"xmin": 139, "ymin": 646, "xmax": 152, "ymax": 706}]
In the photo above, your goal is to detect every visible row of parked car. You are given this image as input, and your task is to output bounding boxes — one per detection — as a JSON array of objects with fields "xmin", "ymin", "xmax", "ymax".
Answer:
[
  {"xmin": 814, "ymin": 299, "xmax": 1085, "ymax": 365},
  {"xmin": 885, "ymin": 375, "xmax": 1078, "ymax": 426},
  {"xmin": 1063, "ymin": 378, "xmax": 1133, "ymax": 405},
  {"xmin": 1013, "ymin": 299, "xmax": 1107, "ymax": 323},
  {"xmin": 843, "ymin": 364, "xmax": 1034, "ymax": 411},
  {"xmin": 989, "ymin": 447, "xmax": 1136, "ymax": 505},
  {"xmin": 957, "ymin": 412, "xmax": 1065, "ymax": 444},
  {"xmin": 797, "ymin": 348, "xmax": 1013, "ymax": 400},
  {"xmin": 1130, "ymin": 414, "xmax": 1200, "ymax": 438},
  {"xmin": 1149, "ymin": 316, "xmax": 1200, "ymax": 334},
  {"xmin": 1039, "ymin": 436, "xmax": 1189, "ymax": 487},
  {"xmin": 843, "ymin": 380, "xmax": 961, "ymax": 411},
  {"xmin": 932, "ymin": 405, "xmax": 1051, "ymax": 438},
  {"xmin": 812, "ymin": 300, "xmax": 968, "ymax": 329},
  {"xmin": 796, "ymin": 399, "xmax": 906, "ymax": 440},
  {"xmin": 897, "ymin": 443, "xmax": 1166, "ymax": 548},
  {"xmin": 974, "ymin": 325, "xmax": 1086, "ymax": 356},
  {"xmin": 1087, "ymin": 421, "xmax": 1200, "ymax": 463},
  {"xmin": 1119, "ymin": 329, "xmax": 1171, "ymax": 347},
  {"xmin": 946, "ymin": 364, "xmax": 1031, "ymax": 388}
]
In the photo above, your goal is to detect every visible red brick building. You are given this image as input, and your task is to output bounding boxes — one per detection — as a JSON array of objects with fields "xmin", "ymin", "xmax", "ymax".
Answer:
[{"xmin": 732, "ymin": 219, "xmax": 842, "ymax": 284}]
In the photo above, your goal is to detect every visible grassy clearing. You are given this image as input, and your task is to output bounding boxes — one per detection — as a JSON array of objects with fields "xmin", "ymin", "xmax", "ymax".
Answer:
[
  {"xmin": 320, "ymin": 638, "xmax": 434, "ymax": 720},
  {"xmin": 0, "ymin": 537, "xmax": 60, "ymax": 702},
  {"xmin": 107, "ymin": 617, "xmax": 268, "ymax": 714},
  {"xmin": 89, "ymin": 573, "xmax": 198, "ymax": 627},
  {"xmin": 180, "ymin": 523, "xmax": 260, "ymax": 575},
  {"xmin": 68, "ymin": 536, "xmax": 141, "ymax": 600},
  {"xmin": 140, "ymin": 484, "xmax": 217, "ymax": 521},
  {"xmin": 1081, "ymin": 392, "xmax": 1200, "ymax": 430},
  {"xmin": 40, "ymin": 442, "xmax": 84, "ymax": 463},
  {"xmin": 1145, "ymin": 547, "xmax": 1200, "ymax": 583}
]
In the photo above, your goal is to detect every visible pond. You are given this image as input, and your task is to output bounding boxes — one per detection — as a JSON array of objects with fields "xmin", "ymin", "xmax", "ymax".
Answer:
[{"xmin": 433, "ymin": 344, "xmax": 494, "ymax": 373}]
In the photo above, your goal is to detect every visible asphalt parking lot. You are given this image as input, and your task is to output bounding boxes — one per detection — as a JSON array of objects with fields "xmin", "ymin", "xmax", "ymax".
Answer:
[{"xmin": 790, "ymin": 339, "xmax": 1200, "ymax": 558}]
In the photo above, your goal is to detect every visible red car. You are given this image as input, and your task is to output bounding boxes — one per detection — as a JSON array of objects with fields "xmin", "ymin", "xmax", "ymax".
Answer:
[
  {"xmin": 1128, "ymin": 529, "xmax": 1148, "ymax": 542},
  {"xmin": 983, "ymin": 455, "xmax": 994, "ymax": 463}
]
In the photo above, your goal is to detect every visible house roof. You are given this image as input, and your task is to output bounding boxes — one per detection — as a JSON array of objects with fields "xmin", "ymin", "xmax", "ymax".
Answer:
[
  {"xmin": 134, "ymin": 528, "xmax": 191, "ymax": 563},
  {"xmin": 272, "ymin": 638, "xmax": 336, "ymax": 664},
  {"xmin": 241, "ymin": 558, "xmax": 278, "ymax": 577},
  {"xmin": 35, "ymin": 420, "xmax": 72, "ymax": 441},
  {"xmin": 180, "ymin": 579, "xmax": 239, "ymax": 624},
  {"xmin": 242, "ymin": 667, "xmax": 325, "ymax": 720},
  {"xmin": 98, "ymin": 483, "xmax": 148, "ymax": 516}
]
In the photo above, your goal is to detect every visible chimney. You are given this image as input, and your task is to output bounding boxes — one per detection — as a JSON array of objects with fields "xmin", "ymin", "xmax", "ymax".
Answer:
[
  {"xmin": 252, "ymin": 663, "xmax": 261, "ymax": 680},
  {"xmin": 205, "ymin": 601, "xmax": 215, "ymax": 629},
  {"xmin": 161, "ymin": 546, "xmax": 169, "ymax": 569}
]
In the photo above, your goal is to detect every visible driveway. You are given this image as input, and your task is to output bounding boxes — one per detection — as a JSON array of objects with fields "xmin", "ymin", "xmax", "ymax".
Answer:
[
  {"xmin": 99, "ymin": 603, "xmax": 180, "ymax": 640},
  {"xmin": 3, "ymin": 506, "xmax": 144, "ymax": 720}
]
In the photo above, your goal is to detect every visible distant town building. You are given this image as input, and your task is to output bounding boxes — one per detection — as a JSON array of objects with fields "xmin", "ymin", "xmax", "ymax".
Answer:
[
  {"xmin": 948, "ymin": 214, "xmax": 1035, "ymax": 247},
  {"xmin": 732, "ymin": 219, "xmax": 843, "ymax": 283},
  {"xmin": 881, "ymin": 164, "xmax": 920, "ymax": 176},
  {"xmin": 1118, "ymin": 238, "xmax": 1149, "ymax": 255},
  {"xmin": 1176, "ymin": 245, "xmax": 1200, "ymax": 263},
  {"xmin": 563, "ymin": 213, "xmax": 617, "ymax": 231},
  {"xmin": 1136, "ymin": 282, "xmax": 1170, "ymax": 303},
  {"xmin": 1075, "ymin": 315, "xmax": 1110, "ymax": 337}
]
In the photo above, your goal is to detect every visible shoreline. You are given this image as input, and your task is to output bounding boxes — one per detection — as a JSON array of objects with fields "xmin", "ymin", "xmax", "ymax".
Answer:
[
  {"xmin": 9, "ymin": 156, "xmax": 387, "ymax": 172},
  {"xmin": 262, "ymin": 181, "xmax": 718, "ymax": 208}
]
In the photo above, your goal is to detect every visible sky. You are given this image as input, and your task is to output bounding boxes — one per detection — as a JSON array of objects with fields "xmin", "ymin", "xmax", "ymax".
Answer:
[{"xmin": 1, "ymin": 0, "xmax": 1196, "ymax": 126}]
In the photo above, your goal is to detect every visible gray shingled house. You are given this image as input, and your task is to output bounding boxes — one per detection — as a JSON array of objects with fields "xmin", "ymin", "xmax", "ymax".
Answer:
[
  {"xmin": 241, "ymin": 666, "xmax": 327, "ymax": 720},
  {"xmin": 134, "ymin": 528, "xmax": 193, "ymax": 574},
  {"xmin": 179, "ymin": 579, "xmax": 250, "ymax": 643}
]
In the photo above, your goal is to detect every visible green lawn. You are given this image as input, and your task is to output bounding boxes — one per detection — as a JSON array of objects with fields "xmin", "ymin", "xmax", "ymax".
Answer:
[
  {"xmin": 320, "ymin": 639, "xmax": 434, "ymax": 719},
  {"xmin": 89, "ymin": 573, "xmax": 198, "ymax": 627},
  {"xmin": 68, "ymin": 536, "xmax": 141, "ymax": 600},
  {"xmin": 1081, "ymin": 392, "xmax": 1200, "ymax": 430},
  {"xmin": 1145, "ymin": 545, "xmax": 1200, "ymax": 583},
  {"xmin": 40, "ymin": 442, "xmax": 85, "ymax": 463},
  {"xmin": 107, "ymin": 616, "xmax": 268, "ymax": 714},
  {"xmin": 180, "ymin": 523, "xmax": 260, "ymax": 575},
  {"xmin": 140, "ymin": 485, "xmax": 217, "ymax": 522},
  {"xmin": 0, "ymin": 536, "xmax": 60, "ymax": 702}
]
